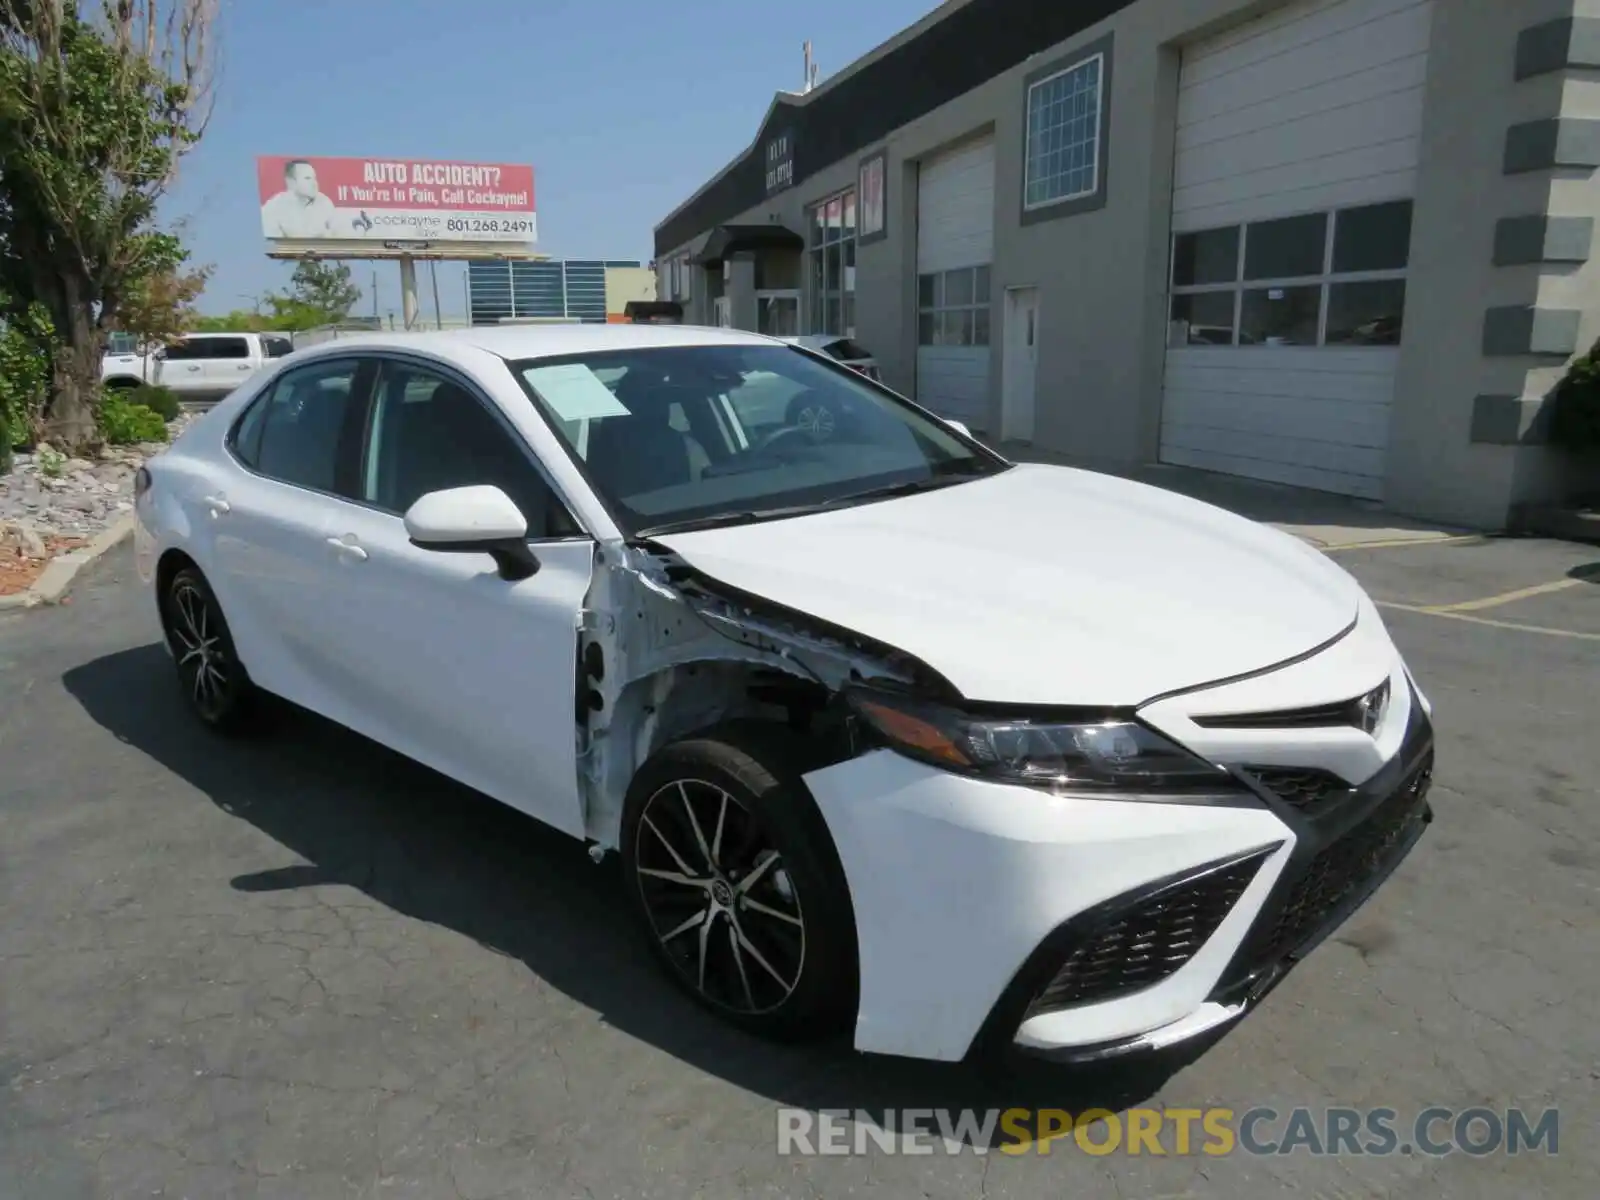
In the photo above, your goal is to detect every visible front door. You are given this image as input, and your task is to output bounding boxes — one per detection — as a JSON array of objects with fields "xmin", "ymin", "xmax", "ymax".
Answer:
[
  {"xmin": 315, "ymin": 356, "xmax": 593, "ymax": 838},
  {"xmin": 756, "ymin": 290, "xmax": 800, "ymax": 336},
  {"xmin": 713, "ymin": 296, "xmax": 732, "ymax": 327},
  {"xmin": 1002, "ymin": 287, "xmax": 1039, "ymax": 442}
]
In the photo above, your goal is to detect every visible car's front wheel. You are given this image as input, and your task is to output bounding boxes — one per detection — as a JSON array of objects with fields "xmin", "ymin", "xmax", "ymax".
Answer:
[
  {"xmin": 620, "ymin": 725, "xmax": 858, "ymax": 1042},
  {"xmin": 159, "ymin": 566, "xmax": 260, "ymax": 734}
]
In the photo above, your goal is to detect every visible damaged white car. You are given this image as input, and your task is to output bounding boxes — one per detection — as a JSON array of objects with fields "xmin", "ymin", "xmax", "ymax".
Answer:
[{"xmin": 133, "ymin": 324, "xmax": 1436, "ymax": 1065}]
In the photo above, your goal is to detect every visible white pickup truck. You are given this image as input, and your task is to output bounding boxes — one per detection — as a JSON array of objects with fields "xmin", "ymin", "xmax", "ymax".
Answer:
[{"xmin": 102, "ymin": 331, "xmax": 293, "ymax": 404}]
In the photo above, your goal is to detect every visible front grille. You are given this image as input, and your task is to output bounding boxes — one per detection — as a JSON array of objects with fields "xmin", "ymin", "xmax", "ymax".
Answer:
[
  {"xmin": 1193, "ymin": 680, "xmax": 1391, "ymax": 733},
  {"xmin": 1245, "ymin": 766, "xmax": 1354, "ymax": 815},
  {"xmin": 1025, "ymin": 848, "xmax": 1272, "ymax": 1016},
  {"xmin": 1260, "ymin": 752, "xmax": 1433, "ymax": 962}
]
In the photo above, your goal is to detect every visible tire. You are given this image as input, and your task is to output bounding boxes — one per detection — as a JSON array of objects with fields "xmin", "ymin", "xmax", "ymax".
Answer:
[
  {"xmin": 620, "ymin": 723, "xmax": 859, "ymax": 1042},
  {"xmin": 159, "ymin": 566, "xmax": 261, "ymax": 734}
]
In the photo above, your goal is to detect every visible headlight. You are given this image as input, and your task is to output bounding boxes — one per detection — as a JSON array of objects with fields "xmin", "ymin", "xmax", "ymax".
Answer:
[{"xmin": 847, "ymin": 688, "xmax": 1248, "ymax": 798}]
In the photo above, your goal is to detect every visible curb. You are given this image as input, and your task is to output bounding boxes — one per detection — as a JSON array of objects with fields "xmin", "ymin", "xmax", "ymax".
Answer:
[{"xmin": 0, "ymin": 513, "xmax": 137, "ymax": 611}]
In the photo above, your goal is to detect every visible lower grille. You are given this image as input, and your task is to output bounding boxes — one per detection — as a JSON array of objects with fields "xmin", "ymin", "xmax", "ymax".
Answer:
[
  {"xmin": 1246, "ymin": 766, "xmax": 1353, "ymax": 815},
  {"xmin": 1261, "ymin": 752, "xmax": 1433, "ymax": 962},
  {"xmin": 1026, "ymin": 848, "xmax": 1272, "ymax": 1016}
]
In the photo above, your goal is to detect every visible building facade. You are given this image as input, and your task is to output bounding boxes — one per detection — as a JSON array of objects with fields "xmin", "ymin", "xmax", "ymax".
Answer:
[
  {"xmin": 468, "ymin": 259, "xmax": 645, "ymax": 325},
  {"xmin": 652, "ymin": 0, "xmax": 1600, "ymax": 529}
]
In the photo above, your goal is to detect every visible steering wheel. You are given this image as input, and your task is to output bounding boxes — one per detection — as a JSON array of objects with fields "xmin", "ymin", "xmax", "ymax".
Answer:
[{"xmin": 752, "ymin": 424, "xmax": 817, "ymax": 456}]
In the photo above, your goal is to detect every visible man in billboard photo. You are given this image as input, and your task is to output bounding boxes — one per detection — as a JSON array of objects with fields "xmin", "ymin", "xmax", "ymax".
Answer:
[{"xmin": 260, "ymin": 159, "xmax": 340, "ymax": 239}]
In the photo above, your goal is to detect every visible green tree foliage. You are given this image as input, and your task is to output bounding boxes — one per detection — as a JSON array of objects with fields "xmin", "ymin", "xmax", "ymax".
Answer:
[
  {"xmin": 288, "ymin": 259, "xmax": 361, "ymax": 324},
  {"xmin": 0, "ymin": 0, "xmax": 216, "ymax": 452}
]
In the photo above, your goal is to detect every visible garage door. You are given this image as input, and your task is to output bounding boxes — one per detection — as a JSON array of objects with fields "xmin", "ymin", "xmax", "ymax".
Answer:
[
  {"xmin": 916, "ymin": 135, "xmax": 995, "ymax": 425},
  {"xmin": 1159, "ymin": 0, "xmax": 1434, "ymax": 499}
]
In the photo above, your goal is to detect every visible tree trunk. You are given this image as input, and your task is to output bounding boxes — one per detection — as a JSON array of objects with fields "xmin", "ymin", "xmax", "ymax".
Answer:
[{"xmin": 41, "ymin": 294, "xmax": 104, "ymax": 455}]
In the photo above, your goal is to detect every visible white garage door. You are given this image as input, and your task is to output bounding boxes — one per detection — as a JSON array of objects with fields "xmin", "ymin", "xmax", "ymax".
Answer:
[
  {"xmin": 1159, "ymin": 0, "xmax": 1434, "ymax": 499},
  {"xmin": 916, "ymin": 136, "xmax": 995, "ymax": 425}
]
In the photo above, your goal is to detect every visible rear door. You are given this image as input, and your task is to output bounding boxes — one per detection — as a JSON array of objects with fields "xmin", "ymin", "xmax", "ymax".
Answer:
[
  {"xmin": 202, "ymin": 335, "xmax": 258, "ymax": 394},
  {"xmin": 201, "ymin": 356, "xmax": 376, "ymax": 709}
]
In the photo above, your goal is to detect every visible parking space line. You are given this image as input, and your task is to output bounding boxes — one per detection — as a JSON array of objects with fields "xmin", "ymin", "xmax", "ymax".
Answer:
[
  {"xmin": 1320, "ymin": 534, "xmax": 1486, "ymax": 553},
  {"xmin": 1420, "ymin": 578, "xmax": 1584, "ymax": 614},
  {"xmin": 1377, "ymin": 601, "xmax": 1600, "ymax": 640}
]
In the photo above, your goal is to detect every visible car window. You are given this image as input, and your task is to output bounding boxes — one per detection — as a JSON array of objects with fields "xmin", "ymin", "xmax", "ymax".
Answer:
[
  {"xmin": 206, "ymin": 336, "xmax": 252, "ymax": 360},
  {"xmin": 512, "ymin": 343, "xmax": 1005, "ymax": 536},
  {"xmin": 361, "ymin": 361, "xmax": 578, "ymax": 538},
  {"xmin": 107, "ymin": 333, "xmax": 140, "ymax": 356},
  {"xmin": 264, "ymin": 336, "xmax": 293, "ymax": 358},
  {"xmin": 236, "ymin": 359, "xmax": 363, "ymax": 494},
  {"xmin": 160, "ymin": 339, "xmax": 198, "ymax": 361}
]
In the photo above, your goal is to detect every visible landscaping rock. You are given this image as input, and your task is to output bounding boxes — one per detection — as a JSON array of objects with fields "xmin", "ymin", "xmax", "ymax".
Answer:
[{"xmin": 0, "ymin": 412, "xmax": 198, "ymax": 540}]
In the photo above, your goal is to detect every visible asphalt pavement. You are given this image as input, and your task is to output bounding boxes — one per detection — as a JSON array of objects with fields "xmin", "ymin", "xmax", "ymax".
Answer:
[{"xmin": 1, "ymin": 537, "xmax": 1597, "ymax": 1199}]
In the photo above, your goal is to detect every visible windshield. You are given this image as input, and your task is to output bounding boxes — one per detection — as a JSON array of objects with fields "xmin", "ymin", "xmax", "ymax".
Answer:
[{"xmin": 511, "ymin": 343, "xmax": 1008, "ymax": 536}]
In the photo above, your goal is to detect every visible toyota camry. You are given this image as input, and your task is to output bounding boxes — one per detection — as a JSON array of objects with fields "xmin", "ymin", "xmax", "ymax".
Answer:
[{"xmin": 133, "ymin": 323, "xmax": 1435, "ymax": 1065}]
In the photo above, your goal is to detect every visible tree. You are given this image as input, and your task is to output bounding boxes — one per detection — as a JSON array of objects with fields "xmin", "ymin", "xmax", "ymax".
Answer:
[
  {"xmin": 0, "ymin": 0, "xmax": 217, "ymax": 452},
  {"xmin": 288, "ymin": 259, "xmax": 361, "ymax": 325},
  {"xmin": 115, "ymin": 255, "xmax": 211, "ymax": 348}
]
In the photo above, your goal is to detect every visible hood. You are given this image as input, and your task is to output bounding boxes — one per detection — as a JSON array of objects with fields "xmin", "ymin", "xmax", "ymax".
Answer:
[{"xmin": 649, "ymin": 463, "xmax": 1362, "ymax": 707}]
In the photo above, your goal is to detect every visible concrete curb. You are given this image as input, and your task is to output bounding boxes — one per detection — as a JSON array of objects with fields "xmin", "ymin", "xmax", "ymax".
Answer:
[{"xmin": 0, "ymin": 513, "xmax": 137, "ymax": 611}]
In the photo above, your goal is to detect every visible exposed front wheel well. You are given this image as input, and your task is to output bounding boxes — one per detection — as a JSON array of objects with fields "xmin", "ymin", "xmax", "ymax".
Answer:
[{"xmin": 103, "ymin": 376, "xmax": 142, "ymax": 390}]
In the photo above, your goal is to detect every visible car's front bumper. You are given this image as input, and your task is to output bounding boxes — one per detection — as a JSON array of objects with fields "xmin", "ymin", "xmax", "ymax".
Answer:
[{"xmin": 800, "ymin": 606, "xmax": 1434, "ymax": 1064}]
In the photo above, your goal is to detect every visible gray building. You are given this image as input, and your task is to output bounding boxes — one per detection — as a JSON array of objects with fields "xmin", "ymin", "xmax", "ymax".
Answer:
[{"xmin": 653, "ymin": 0, "xmax": 1600, "ymax": 530}]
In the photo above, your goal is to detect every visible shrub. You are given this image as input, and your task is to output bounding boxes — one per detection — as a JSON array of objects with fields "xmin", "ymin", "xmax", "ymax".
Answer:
[
  {"xmin": 128, "ymin": 383, "xmax": 181, "ymax": 421},
  {"xmin": 1549, "ymin": 336, "xmax": 1600, "ymax": 453},
  {"xmin": 0, "ymin": 301, "xmax": 55, "ymax": 453},
  {"xmin": 98, "ymin": 395, "xmax": 169, "ymax": 445}
]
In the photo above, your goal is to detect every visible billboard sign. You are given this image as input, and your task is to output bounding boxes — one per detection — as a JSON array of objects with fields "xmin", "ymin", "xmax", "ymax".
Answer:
[{"xmin": 256, "ymin": 156, "xmax": 536, "ymax": 244}]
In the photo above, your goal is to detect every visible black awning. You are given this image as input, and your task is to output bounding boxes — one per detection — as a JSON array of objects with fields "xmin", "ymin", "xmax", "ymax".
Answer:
[{"xmin": 691, "ymin": 224, "xmax": 803, "ymax": 266}]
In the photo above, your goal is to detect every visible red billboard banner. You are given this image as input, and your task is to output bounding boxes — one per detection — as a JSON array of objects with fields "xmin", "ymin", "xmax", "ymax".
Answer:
[{"xmin": 256, "ymin": 156, "xmax": 536, "ymax": 244}]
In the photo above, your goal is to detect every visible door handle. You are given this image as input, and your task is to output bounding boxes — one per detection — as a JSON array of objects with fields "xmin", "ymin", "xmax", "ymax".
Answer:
[
  {"xmin": 202, "ymin": 494, "xmax": 230, "ymax": 515},
  {"xmin": 237, "ymin": 363, "xmax": 252, "ymax": 370},
  {"xmin": 326, "ymin": 535, "xmax": 368, "ymax": 562}
]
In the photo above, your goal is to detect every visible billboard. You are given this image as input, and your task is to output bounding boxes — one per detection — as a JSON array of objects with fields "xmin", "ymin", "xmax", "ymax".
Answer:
[{"xmin": 256, "ymin": 156, "xmax": 536, "ymax": 244}]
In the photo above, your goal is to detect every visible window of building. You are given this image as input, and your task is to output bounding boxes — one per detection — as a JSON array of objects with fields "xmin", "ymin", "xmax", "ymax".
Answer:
[
  {"xmin": 917, "ymin": 266, "xmax": 991, "ymax": 347},
  {"xmin": 807, "ymin": 188, "xmax": 856, "ymax": 336},
  {"xmin": 1024, "ymin": 51, "xmax": 1104, "ymax": 212},
  {"xmin": 1167, "ymin": 200, "xmax": 1413, "ymax": 348}
]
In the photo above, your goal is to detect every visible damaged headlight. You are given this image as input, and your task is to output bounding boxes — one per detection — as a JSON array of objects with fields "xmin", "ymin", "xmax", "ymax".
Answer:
[{"xmin": 846, "ymin": 688, "xmax": 1247, "ymax": 797}]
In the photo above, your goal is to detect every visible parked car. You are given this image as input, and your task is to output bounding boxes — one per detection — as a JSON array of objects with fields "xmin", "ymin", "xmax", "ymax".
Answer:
[
  {"xmin": 133, "ymin": 324, "xmax": 1435, "ymax": 1065},
  {"xmin": 151, "ymin": 332, "xmax": 294, "ymax": 404},
  {"xmin": 779, "ymin": 335, "xmax": 881, "ymax": 440}
]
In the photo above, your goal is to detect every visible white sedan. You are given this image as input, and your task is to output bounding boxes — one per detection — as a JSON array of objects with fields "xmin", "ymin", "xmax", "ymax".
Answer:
[{"xmin": 133, "ymin": 324, "xmax": 1436, "ymax": 1065}]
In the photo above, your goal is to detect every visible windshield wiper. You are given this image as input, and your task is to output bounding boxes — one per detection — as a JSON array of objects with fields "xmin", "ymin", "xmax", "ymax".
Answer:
[{"xmin": 636, "ymin": 504, "xmax": 835, "ymax": 537}]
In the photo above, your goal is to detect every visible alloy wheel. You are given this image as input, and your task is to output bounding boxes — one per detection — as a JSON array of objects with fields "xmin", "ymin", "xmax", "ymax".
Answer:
[
  {"xmin": 794, "ymin": 404, "xmax": 836, "ymax": 441},
  {"xmin": 634, "ymin": 778, "xmax": 807, "ymax": 1015},
  {"xmin": 167, "ymin": 578, "xmax": 232, "ymax": 720}
]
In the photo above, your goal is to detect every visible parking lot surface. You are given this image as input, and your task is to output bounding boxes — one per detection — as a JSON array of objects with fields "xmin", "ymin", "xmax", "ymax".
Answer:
[{"xmin": 2, "ymin": 537, "xmax": 1597, "ymax": 1199}]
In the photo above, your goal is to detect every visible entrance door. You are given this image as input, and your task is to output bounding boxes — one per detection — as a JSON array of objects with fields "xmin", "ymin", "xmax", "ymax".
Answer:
[
  {"xmin": 1002, "ymin": 287, "xmax": 1039, "ymax": 442},
  {"xmin": 756, "ymin": 291, "xmax": 800, "ymax": 336}
]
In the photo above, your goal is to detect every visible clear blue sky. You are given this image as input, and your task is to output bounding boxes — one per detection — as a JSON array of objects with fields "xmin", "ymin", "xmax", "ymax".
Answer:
[{"xmin": 169, "ymin": 0, "xmax": 935, "ymax": 319}]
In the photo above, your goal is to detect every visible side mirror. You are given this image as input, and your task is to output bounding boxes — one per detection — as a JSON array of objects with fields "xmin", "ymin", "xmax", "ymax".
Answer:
[
  {"xmin": 944, "ymin": 418, "xmax": 972, "ymax": 439},
  {"xmin": 153, "ymin": 347, "xmax": 167, "ymax": 360},
  {"xmin": 404, "ymin": 485, "xmax": 540, "ymax": 581}
]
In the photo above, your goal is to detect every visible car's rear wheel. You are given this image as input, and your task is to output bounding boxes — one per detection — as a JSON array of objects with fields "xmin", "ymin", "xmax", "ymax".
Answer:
[
  {"xmin": 620, "ymin": 725, "xmax": 858, "ymax": 1041},
  {"xmin": 160, "ymin": 566, "xmax": 259, "ymax": 733}
]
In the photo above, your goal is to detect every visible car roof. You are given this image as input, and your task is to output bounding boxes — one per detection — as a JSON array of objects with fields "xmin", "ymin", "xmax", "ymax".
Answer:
[{"xmin": 293, "ymin": 322, "xmax": 786, "ymax": 362}]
